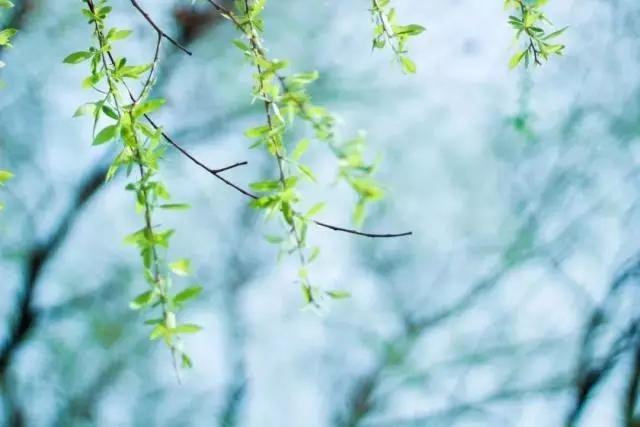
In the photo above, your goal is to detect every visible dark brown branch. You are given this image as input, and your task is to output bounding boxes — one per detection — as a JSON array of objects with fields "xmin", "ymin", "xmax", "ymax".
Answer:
[
  {"xmin": 129, "ymin": 0, "xmax": 192, "ymax": 56},
  {"xmin": 0, "ymin": 163, "xmax": 106, "ymax": 378},
  {"xmin": 625, "ymin": 341, "xmax": 640, "ymax": 426},
  {"xmin": 568, "ymin": 318, "xmax": 640, "ymax": 425}
]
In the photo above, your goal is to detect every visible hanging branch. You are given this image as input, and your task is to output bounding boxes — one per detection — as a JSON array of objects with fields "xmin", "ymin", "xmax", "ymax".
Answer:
[
  {"xmin": 62, "ymin": 0, "xmax": 413, "ymax": 372},
  {"xmin": 126, "ymin": 1, "xmax": 411, "ymax": 239},
  {"xmin": 66, "ymin": 0, "xmax": 208, "ymax": 375},
  {"xmin": 370, "ymin": 0, "xmax": 426, "ymax": 74},
  {"xmin": 505, "ymin": 0, "xmax": 567, "ymax": 68},
  {"xmin": 0, "ymin": 0, "xmax": 18, "ymax": 211}
]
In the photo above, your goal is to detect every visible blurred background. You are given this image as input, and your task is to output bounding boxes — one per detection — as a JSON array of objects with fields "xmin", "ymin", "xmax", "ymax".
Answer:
[{"xmin": 1, "ymin": 0, "xmax": 640, "ymax": 426}]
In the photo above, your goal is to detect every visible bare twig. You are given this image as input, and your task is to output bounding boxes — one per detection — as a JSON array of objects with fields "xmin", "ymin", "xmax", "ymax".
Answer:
[{"xmin": 129, "ymin": 0, "xmax": 192, "ymax": 56}]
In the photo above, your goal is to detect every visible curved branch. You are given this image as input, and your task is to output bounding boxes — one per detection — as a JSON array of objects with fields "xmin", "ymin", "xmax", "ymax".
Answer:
[{"xmin": 129, "ymin": 0, "xmax": 192, "ymax": 56}]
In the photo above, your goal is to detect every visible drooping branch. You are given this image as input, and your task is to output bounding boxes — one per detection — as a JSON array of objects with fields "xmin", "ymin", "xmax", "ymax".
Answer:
[
  {"xmin": 0, "ymin": 2, "xmax": 212, "ymax": 380},
  {"xmin": 199, "ymin": 0, "xmax": 414, "ymax": 239},
  {"xmin": 125, "ymin": 0, "xmax": 412, "ymax": 240}
]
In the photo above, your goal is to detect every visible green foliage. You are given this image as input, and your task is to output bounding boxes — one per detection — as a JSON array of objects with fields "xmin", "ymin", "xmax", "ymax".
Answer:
[
  {"xmin": 0, "ymin": 1, "xmax": 16, "ymax": 209},
  {"xmin": 220, "ymin": 0, "xmax": 389, "ymax": 307},
  {"xmin": 54, "ymin": 0, "xmax": 567, "ymax": 376},
  {"xmin": 505, "ymin": 0, "xmax": 566, "ymax": 68},
  {"xmin": 66, "ymin": 0, "xmax": 199, "ymax": 375},
  {"xmin": 0, "ymin": 169, "xmax": 13, "ymax": 211},
  {"xmin": 370, "ymin": 0, "xmax": 426, "ymax": 74}
]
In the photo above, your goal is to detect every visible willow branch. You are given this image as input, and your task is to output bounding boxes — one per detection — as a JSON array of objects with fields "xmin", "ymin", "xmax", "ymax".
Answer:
[
  {"xmin": 128, "ymin": 0, "xmax": 192, "ymax": 56},
  {"xmin": 203, "ymin": 0, "xmax": 412, "ymax": 239}
]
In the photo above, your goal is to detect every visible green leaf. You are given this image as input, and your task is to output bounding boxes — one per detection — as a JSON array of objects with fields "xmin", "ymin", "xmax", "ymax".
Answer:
[
  {"xmin": 109, "ymin": 29, "xmax": 133, "ymax": 41},
  {"xmin": 0, "ymin": 170, "xmax": 14, "ymax": 185},
  {"xmin": 93, "ymin": 124, "xmax": 118, "ymax": 145},
  {"xmin": 0, "ymin": 28, "xmax": 17, "ymax": 46},
  {"xmin": 63, "ymin": 51, "xmax": 93, "ymax": 64},
  {"xmin": 129, "ymin": 290, "xmax": 155, "ymax": 310},
  {"xmin": 395, "ymin": 24, "xmax": 426, "ymax": 37},
  {"xmin": 173, "ymin": 324, "xmax": 202, "ymax": 334},
  {"xmin": 73, "ymin": 103, "xmax": 96, "ymax": 117},
  {"xmin": 308, "ymin": 246, "xmax": 320, "ymax": 263},
  {"xmin": 232, "ymin": 39, "xmax": 251, "ymax": 52},
  {"xmin": 174, "ymin": 286, "xmax": 203, "ymax": 306},
  {"xmin": 305, "ymin": 202, "xmax": 325, "ymax": 218},
  {"xmin": 159, "ymin": 203, "xmax": 190, "ymax": 211},
  {"xmin": 119, "ymin": 63, "xmax": 152, "ymax": 79},
  {"xmin": 297, "ymin": 164, "xmax": 316, "ymax": 182},
  {"xmin": 169, "ymin": 258, "xmax": 191, "ymax": 276},
  {"xmin": 399, "ymin": 56, "xmax": 417, "ymax": 74},
  {"xmin": 102, "ymin": 105, "xmax": 119, "ymax": 120},
  {"xmin": 133, "ymin": 98, "xmax": 166, "ymax": 117},
  {"xmin": 543, "ymin": 27, "xmax": 568, "ymax": 40},
  {"xmin": 181, "ymin": 353, "xmax": 193, "ymax": 368},
  {"xmin": 0, "ymin": 1, "xmax": 15, "ymax": 9},
  {"xmin": 149, "ymin": 324, "xmax": 168, "ymax": 341},
  {"xmin": 245, "ymin": 125, "xmax": 271, "ymax": 139},
  {"xmin": 326, "ymin": 290, "xmax": 351, "ymax": 299},
  {"xmin": 291, "ymin": 138, "xmax": 310, "ymax": 161},
  {"xmin": 508, "ymin": 50, "xmax": 526, "ymax": 69},
  {"xmin": 264, "ymin": 235, "xmax": 283, "ymax": 244},
  {"xmin": 250, "ymin": 180, "xmax": 280, "ymax": 192}
]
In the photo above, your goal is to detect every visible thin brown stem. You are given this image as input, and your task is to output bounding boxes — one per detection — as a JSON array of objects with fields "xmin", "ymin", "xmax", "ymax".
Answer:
[{"xmin": 129, "ymin": 0, "xmax": 192, "ymax": 56}]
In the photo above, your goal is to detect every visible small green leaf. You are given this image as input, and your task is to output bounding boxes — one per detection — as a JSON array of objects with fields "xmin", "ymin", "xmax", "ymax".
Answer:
[
  {"xmin": 291, "ymin": 138, "xmax": 310, "ymax": 161},
  {"xmin": 63, "ymin": 51, "xmax": 93, "ymax": 64},
  {"xmin": 109, "ymin": 29, "xmax": 133, "ymax": 41},
  {"xmin": 297, "ymin": 164, "xmax": 316, "ymax": 182},
  {"xmin": 93, "ymin": 124, "xmax": 118, "ymax": 145},
  {"xmin": 73, "ymin": 103, "xmax": 96, "ymax": 117},
  {"xmin": 169, "ymin": 258, "xmax": 191, "ymax": 276},
  {"xmin": 149, "ymin": 324, "xmax": 168, "ymax": 340},
  {"xmin": 0, "ymin": 28, "xmax": 17, "ymax": 46},
  {"xmin": 508, "ymin": 50, "xmax": 526, "ymax": 69},
  {"xmin": 181, "ymin": 353, "xmax": 193, "ymax": 368},
  {"xmin": 174, "ymin": 286, "xmax": 203, "ymax": 306},
  {"xmin": 129, "ymin": 290, "xmax": 155, "ymax": 310},
  {"xmin": 264, "ymin": 235, "xmax": 283, "ymax": 244},
  {"xmin": 0, "ymin": 170, "xmax": 14, "ymax": 185},
  {"xmin": 308, "ymin": 246, "xmax": 320, "ymax": 263},
  {"xmin": 133, "ymin": 98, "xmax": 166, "ymax": 117},
  {"xmin": 250, "ymin": 180, "xmax": 280, "ymax": 192},
  {"xmin": 395, "ymin": 24, "xmax": 426, "ymax": 37},
  {"xmin": 326, "ymin": 290, "xmax": 351, "ymax": 300},
  {"xmin": 399, "ymin": 56, "xmax": 417, "ymax": 74},
  {"xmin": 159, "ymin": 203, "xmax": 190, "ymax": 211},
  {"xmin": 305, "ymin": 202, "xmax": 325, "ymax": 219},
  {"xmin": 173, "ymin": 324, "xmax": 202, "ymax": 334}
]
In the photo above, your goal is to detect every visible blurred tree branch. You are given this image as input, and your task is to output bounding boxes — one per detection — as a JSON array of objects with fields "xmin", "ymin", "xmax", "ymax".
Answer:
[{"xmin": 0, "ymin": 4, "xmax": 227, "ymax": 380}]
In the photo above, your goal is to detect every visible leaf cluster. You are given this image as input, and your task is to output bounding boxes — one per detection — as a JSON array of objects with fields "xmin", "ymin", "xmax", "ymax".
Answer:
[
  {"xmin": 505, "ymin": 0, "xmax": 566, "ymax": 68},
  {"xmin": 370, "ymin": 0, "xmax": 426, "ymax": 74}
]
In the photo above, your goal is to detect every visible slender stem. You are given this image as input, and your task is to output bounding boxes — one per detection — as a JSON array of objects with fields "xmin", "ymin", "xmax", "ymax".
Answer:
[
  {"xmin": 85, "ymin": 0, "xmax": 182, "ymax": 380},
  {"xmin": 129, "ymin": 0, "xmax": 192, "ymax": 56}
]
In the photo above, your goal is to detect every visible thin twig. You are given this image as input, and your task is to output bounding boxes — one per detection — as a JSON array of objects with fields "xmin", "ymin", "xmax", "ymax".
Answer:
[
  {"xmin": 129, "ymin": 0, "xmax": 192, "ymax": 56},
  {"xmin": 203, "ymin": 0, "xmax": 413, "ymax": 239}
]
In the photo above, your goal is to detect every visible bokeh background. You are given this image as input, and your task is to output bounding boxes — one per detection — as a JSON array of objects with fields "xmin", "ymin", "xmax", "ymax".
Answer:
[{"xmin": 2, "ymin": 0, "xmax": 640, "ymax": 426}]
